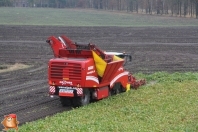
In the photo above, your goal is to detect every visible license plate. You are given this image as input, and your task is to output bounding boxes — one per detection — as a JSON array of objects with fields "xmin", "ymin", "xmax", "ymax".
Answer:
[
  {"xmin": 59, "ymin": 88, "xmax": 73, "ymax": 93},
  {"xmin": 58, "ymin": 86, "xmax": 83, "ymax": 95}
]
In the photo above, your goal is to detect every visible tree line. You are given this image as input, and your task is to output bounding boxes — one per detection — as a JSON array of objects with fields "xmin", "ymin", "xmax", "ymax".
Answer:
[{"xmin": 0, "ymin": 0, "xmax": 198, "ymax": 18}]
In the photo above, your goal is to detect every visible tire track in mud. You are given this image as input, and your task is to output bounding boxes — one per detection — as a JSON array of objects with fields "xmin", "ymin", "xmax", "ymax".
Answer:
[
  {"xmin": 0, "ymin": 64, "xmax": 69, "ymax": 129},
  {"xmin": 0, "ymin": 80, "xmax": 46, "ymax": 95},
  {"xmin": 0, "ymin": 49, "xmax": 62, "ymax": 129},
  {"xmin": 16, "ymin": 98, "xmax": 71, "ymax": 125},
  {"xmin": 0, "ymin": 97, "xmax": 70, "ymax": 129},
  {"xmin": 0, "ymin": 39, "xmax": 69, "ymax": 128}
]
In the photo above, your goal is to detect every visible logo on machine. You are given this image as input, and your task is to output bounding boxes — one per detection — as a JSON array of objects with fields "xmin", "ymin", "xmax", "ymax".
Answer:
[{"xmin": 59, "ymin": 80, "xmax": 73, "ymax": 85}]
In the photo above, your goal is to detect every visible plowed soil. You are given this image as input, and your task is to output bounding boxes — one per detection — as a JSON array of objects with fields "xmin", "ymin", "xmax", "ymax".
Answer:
[{"xmin": 0, "ymin": 25, "xmax": 198, "ymax": 128}]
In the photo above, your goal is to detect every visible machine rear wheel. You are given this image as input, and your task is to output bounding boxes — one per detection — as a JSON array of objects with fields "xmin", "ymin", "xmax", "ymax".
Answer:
[
  {"xmin": 112, "ymin": 83, "xmax": 122, "ymax": 95},
  {"xmin": 72, "ymin": 89, "xmax": 90, "ymax": 107},
  {"xmin": 60, "ymin": 97, "xmax": 72, "ymax": 106}
]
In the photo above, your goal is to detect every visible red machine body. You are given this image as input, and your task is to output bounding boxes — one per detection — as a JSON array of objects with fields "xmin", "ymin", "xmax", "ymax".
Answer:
[{"xmin": 46, "ymin": 35, "xmax": 145, "ymax": 107}]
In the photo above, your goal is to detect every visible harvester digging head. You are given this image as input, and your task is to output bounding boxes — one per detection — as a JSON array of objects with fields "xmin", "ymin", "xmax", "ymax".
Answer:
[{"xmin": 130, "ymin": 75, "xmax": 146, "ymax": 90}]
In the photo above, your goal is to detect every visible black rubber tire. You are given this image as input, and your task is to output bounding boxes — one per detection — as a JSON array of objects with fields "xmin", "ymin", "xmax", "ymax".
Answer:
[
  {"xmin": 60, "ymin": 97, "xmax": 72, "ymax": 106},
  {"xmin": 72, "ymin": 89, "xmax": 90, "ymax": 107},
  {"xmin": 108, "ymin": 88, "xmax": 112, "ymax": 97},
  {"xmin": 112, "ymin": 83, "xmax": 122, "ymax": 95}
]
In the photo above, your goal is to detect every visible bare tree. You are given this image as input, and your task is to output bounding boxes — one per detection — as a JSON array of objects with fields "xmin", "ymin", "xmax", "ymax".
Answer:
[
  {"xmin": 156, "ymin": 0, "xmax": 162, "ymax": 14},
  {"xmin": 195, "ymin": 0, "xmax": 198, "ymax": 18},
  {"xmin": 184, "ymin": 0, "xmax": 188, "ymax": 17},
  {"xmin": 128, "ymin": 0, "xmax": 138, "ymax": 13},
  {"xmin": 109, "ymin": 0, "xmax": 116, "ymax": 10}
]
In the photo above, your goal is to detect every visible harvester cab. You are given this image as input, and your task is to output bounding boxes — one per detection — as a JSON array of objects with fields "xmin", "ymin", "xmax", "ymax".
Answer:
[
  {"xmin": 46, "ymin": 35, "xmax": 145, "ymax": 107},
  {"xmin": 104, "ymin": 51, "xmax": 132, "ymax": 66}
]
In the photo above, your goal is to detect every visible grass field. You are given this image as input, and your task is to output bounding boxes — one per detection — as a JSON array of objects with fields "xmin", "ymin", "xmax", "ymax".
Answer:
[
  {"xmin": 8, "ymin": 72, "xmax": 196, "ymax": 132},
  {"xmin": 0, "ymin": 7, "xmax": 198, "ymax": 27}
]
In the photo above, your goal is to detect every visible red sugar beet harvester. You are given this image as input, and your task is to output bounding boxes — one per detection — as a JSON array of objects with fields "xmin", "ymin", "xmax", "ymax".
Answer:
[{"xmin": 46, "ymin": 35, "xmax": 145, "ymax": 107}]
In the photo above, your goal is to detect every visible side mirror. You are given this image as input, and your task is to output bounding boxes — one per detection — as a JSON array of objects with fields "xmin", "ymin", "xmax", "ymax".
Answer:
[{"xmin": 123, "ymin": 54, "xmax": 132, "ymax": 66}]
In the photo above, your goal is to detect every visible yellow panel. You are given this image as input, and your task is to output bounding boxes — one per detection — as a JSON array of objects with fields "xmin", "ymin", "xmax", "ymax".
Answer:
[
  {"xmin": 113, "ymin": 55, "xmax": 123, "ymax": 61},
  {"xmin": 92, "ymin": 51, "xmax": 107, "ymax": 77},
  {"xmin": 126, "ymin": 83, "xmax": 130, "ymax": 92}
]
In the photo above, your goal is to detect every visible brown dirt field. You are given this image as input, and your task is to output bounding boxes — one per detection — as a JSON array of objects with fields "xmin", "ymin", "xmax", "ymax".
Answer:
[{"xmin": 0, "ymin": 25, "xmax": 198, "ymax": 128}]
